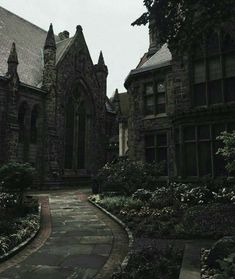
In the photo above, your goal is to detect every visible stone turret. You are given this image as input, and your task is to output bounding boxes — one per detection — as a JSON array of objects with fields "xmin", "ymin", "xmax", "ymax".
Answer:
[
  {"xmin": 112, "ymin": 89, "xmax": 121, "ymax": 115},
  {"xmin": 94, "ymin": 51, "xmax": 108, "ymax": 97},
  {"xmin": 43, "ymin": 24, "xmax": 56, "ymax": 91},
  {"xmin": 7, "ymin": 42, "xmax": 19, "ymax": 77}
]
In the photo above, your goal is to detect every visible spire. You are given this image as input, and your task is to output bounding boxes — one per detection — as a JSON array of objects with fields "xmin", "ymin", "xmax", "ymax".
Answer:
[
  {"xmin": 44, "ymin": 24, "xmax": 56, "ymax": 50},
  {"xmin": 7, "ymin": 42, "xmax": 18, "ymax": 65},
  {"xmin": 98, "ymin": 51, "xmax": 105, "ymax": 65}
]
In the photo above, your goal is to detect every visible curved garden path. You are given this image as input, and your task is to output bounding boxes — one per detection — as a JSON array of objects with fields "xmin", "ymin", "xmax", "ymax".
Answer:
[{"xmin": 0, "ymin": 189, "xmax": 128, "ymax": 279}]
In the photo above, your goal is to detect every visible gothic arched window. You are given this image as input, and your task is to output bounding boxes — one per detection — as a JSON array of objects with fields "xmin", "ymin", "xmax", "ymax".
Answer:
[{"xmin": 30, "ymin": 106, "xmax": 39, "ymax": 143}]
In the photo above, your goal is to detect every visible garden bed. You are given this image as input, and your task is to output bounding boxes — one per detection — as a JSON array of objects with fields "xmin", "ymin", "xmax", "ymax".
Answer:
[
  {"xmin": 0, "ymin": 193, "xmax": 40, "ymax": 259},
  {"xmin": 92, "ymin": 195, "xmax": 235, "ymax": 240}
]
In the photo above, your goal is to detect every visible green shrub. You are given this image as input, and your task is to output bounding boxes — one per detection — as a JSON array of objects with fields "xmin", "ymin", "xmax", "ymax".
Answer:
[
  {"xmin": 132, "ymin": 189, "xmax": 152, "ymax": 201},
  {"xmin": 112, "ymin": 245, "xmax": 183, "ymax": 279},
  {"xmin": 97, "ymin": 158, "xmax": 165, "ymax": 194},
  {"xmin": 0, "ymin": 163, "xmax": 34, "ymax": 204}
]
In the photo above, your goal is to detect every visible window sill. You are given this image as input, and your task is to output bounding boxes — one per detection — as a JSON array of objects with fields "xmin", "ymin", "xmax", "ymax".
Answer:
[{"xmin": 143, "ymin": 113, "xmax": 168, "ymax": 120}]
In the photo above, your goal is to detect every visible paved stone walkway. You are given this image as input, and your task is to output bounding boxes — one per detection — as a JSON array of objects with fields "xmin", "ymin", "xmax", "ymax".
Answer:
[{"xmin": 0, "ymin": 190, "xmax": 128, "ymax": 279}]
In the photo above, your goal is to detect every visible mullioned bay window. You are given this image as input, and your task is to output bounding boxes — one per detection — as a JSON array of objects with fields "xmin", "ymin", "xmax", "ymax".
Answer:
[
  {"xmin": 193, "ymin": 31, "xmax": 235, "ymax": 107},
  {"xmin": 175, "ymin": 122, "xmax": 235, "ymax": 178},
  {"xmin": 144, "ymin": 81, "xmax": 166, "ymax": 115}
]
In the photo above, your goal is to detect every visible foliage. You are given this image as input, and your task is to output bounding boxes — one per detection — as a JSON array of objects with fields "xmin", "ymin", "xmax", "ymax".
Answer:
[
  {"xmin": 0, "ymin": 192, "xmax": 18, "ymax": 208},
  {"xmin": 217, "ymin": 255, "xmax": 235, "ymax": 278},
  {"xmin": 132, "ymin": 189, "xmax": 152, "ymax": 201},
  {"xmin": 0, "ymin": 163, "xmax": 34, "ymax": 204},
  {"xmin": 182, "ymin": 204, "xmax": 235, "ymax": 238},
  {"xmin": 217, "ymin": 131, "xmax": 235, "ymax": 175},
  {"xmin": 97, "ymin": 158, "xmax": 165, "ymax": 194},
  {"xmin": 0, "ymin": 213, "xmax": 39, "ymax": 256},
  {"xmin": 112, "ymin": 244, "xmax": 183, "ymax": 279},
  {"xmin": 132, "ymin": 0, "xmax": 235, "ymax": 53}
]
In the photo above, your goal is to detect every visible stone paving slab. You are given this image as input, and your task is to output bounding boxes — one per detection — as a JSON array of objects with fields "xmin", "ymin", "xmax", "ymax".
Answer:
[{"xmin": 0, "ymin": 190, "xmax": 129, "ymax": 279}]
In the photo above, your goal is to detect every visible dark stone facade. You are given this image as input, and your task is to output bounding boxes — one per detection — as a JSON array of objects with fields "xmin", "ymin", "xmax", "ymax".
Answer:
[
  {"xmin": 0, "ymin": 7, "xmax": 116, "ymax": 186},
  {"xmin": 125, "ymin": 25, "xmax": 235, "ymax": 181}
]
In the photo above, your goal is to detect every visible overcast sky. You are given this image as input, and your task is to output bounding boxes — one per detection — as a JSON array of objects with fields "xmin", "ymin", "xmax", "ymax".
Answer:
[{"xmin": 0, "ymin": 0, "xmax": 148, "ymax": 96}]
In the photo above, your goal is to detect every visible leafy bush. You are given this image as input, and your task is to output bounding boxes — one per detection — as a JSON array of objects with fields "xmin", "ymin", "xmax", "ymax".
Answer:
[
  {"xmin": 0, "ymin": 192, "xmax": 18, "ymax": 208},
  {"xmin": 98, "ymin": 196, "xmax": 144, "ymax": 214},
  {"xmin": 112, "ymin": 245, "xmax": 183, "ymax": 279},
  {"xmin": 97, "ymin": 158, "xmax": 165, "ymax": 194},
  {"xmin": 132, "ymin": 189, "xmax": 152, "ymax": 201},
  {"xmin": 182, "ymin": 204, "xmax": 235, "ymax": 238},
  {"xmin": 0, "ymin": 163, "xmax": 34, "ymax": 204},
  {"xmin": 217, "ymin": 131, "xmax": 235, "ymax": 175},
  {"xmin": 149, "ymin": 187, "xmax": 174, "ymax": 208},
  {"xmin": 0, "ymin": 213, "xmax": 39, "ymax": 256}
]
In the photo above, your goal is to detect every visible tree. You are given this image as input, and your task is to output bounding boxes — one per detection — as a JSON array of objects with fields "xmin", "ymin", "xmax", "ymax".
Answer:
[
  {"xmin": 217, "ymin": 131, "xmax": 235, "ymax": 176},
  {"xmin": 132, "ymin": 0, "xmax": 235, "ymax": 53}
]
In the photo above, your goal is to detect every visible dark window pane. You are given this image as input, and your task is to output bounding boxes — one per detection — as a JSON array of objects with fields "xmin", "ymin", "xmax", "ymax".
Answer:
[
  {"xmin": 222, "ymin": 32, "xmax": 235, "ymax": 52},
  {"xmin": 194, "ymin": 61, "xmax": 206, "ymax": 83},
  {"xmin": 198, "ymin": 125, "xmax": 210, "ymax": 140},
  {"xmin": 157, "ymin": 103, "xmax": 166, "ymax": 114},
  {"xmin": 156, "ymin": 147, "xmax": 168, "ymax": 175},
  {"xmin": 77, "ymin": 103, "xmax": 86, "ymax": 169},
  {"xmin": 208, "ymin": 80, "xmax": 223, "ymax": 104},
  {"xmin": 198, "ymin": 142, "xmax": 212, "ymax": 176},
  {"xmin": 224, "ymin": 54, "xmax": 235, "ymax": 78},
  {"xmin": 145, "ymin": 84, "xmax": 154, "ymax": 95},
  {"xmin": 208, "ymin": 58, "xmax": 222, "ymax": 81},
  {"xmin": 157, "ymin": 93, "xmax": 166, "ymax": 113},
  {"xmin": 184, "ymin": 127, "xmax": 195, "ymax": 141},
  {"xmin": 146, "ymin": 148, "xmax": 155, "ymax": 163},
  {"xmin": 225, "ymin": 77, "xmax": 235, "ymax": 102},
  {"xmin": 214, "ymin": 141, "xmax": 227, "ymax": 176},
  {"xmin": 157, "ymin": 134, "xmax": 167, "ymax": 146},
  {"xmin": 175, "ymin": 128, "xmax": 180, "ymax": 144},
  {"xmin": 207, "ymin": 33, "xmax": 220, "ymax": 54},
  {"xmin": 145, "ymin": 135, "xmax": 154, "ymax": 147},
  {"xmin": 145, "ymin": 95, "xmax": 155, "ymax": 115},
  {"xmin": 185, "ymin": 143, "xmax": 197, "ymax": 176},
  {"xmin": 194, "ymin": 83, "xmax": 206, "ymax": 106},
  {"xmin": 157, "ymin": 82, "xmax": 165, "ymax": 93},
  {"xmin": 65, "ymin": 99, "xmax": 74, "ymax": 169},
  {"xmin": 175, "ymin": 144, "xmax": 180, "ymax": 176}
]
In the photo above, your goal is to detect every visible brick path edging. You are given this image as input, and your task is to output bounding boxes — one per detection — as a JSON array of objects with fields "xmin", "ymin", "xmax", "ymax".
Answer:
[
  {"xmin": 0, "ymin": 196, "xmax": 51, "ymax": 274},
  {"xmin": 88, "ymin": 198, "xmax": 134, "ymax": 270},
  {"xmin": 0, "ymin": 204, "xmax": 41, "ymax": 264}
]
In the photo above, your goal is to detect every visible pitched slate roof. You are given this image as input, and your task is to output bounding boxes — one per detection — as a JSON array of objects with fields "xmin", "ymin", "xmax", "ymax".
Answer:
[
  {"xmin": 0, "ymin": 6, "xmax": 72, "ymax": 88},
  {"xmin": 0, "ymin": 6, "xmax": 49, "ymax": 87},
  {"xmin": 140, "ymin": 43, "xmax": 172, "ymax": 70},
  {"xmin": 125, "ymin": 44, "xmax": 172, "ymax": 85}
]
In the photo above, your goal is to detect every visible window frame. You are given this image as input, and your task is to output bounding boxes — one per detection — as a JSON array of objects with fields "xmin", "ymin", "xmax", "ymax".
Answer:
[
  {"xmin": 144, "ymin": 80, "xmax": 167, "ymax": 116},
  {"xmin": 192, "ymin": 31, "xmax": 235, "ymax": 107}
]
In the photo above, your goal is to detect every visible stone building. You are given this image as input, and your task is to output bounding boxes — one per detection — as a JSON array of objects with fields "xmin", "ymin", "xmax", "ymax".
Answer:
[
  {"xmin": 125, "ymin": 20, "xmax": 235, "ymax": 180},
  {"xmin": 0, "ymin": 6, "xmax": 116, "ymax": 186}
]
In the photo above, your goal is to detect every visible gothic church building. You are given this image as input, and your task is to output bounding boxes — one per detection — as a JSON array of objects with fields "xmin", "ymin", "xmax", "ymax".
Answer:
[{"xmin": 0, "ymin": 6, "xmax": 116, "ymax": 186}]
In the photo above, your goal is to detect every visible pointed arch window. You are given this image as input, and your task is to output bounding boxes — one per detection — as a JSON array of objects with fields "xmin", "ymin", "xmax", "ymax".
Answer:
[
  {"xmin": 64, "ymin": 86, "xmax": 90, "ymax": 170},
  {"xmin": 30, "ymin": 106, "xmax": 39, "ymax": 143}
]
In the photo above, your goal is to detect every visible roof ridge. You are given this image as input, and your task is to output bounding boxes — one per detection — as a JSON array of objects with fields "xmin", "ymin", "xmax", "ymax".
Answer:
[
  {"xmin": 56, "ymin": 37, "xmax": 73, "ymax": 45},
  {"xmin": 0, "ymin": 5, "xmax": 48, "ymax": 34}
]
